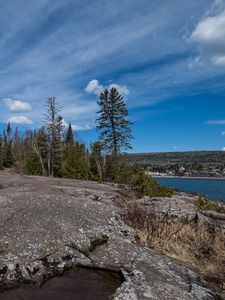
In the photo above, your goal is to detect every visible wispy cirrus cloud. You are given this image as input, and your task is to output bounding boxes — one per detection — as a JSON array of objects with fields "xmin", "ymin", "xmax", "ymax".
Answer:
[
  {"xmin": 206, "ymin": 120, "xmax": 225, "ymax": 125},
  {"xmin": 0, "ymin": 0, "xmax": 225, "ymax": 151}
]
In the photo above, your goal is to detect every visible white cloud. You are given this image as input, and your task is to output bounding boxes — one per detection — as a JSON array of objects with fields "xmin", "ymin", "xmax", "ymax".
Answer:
[
  {"xmin": 62, "ymin": 119, "xmax": 92, "ymax": 131},
  {"xmin": 85, "ymin": 80, "xmax": 103, "ymax": 95},
  {"xmin": 190, "ymin": 10, "xmax": 225, "ymax": 65},
  {"xmin": 4, "ymin": 98, "xmax": 32, "ymax": 112},
  {"xmin": 8, "ymin": 116, "xmax": 33, "ymax": 125},
  {"xmin": 61, "ymin": 119, "xmax": 68, "ymax": 129},
  {"xmin": 212, "ymin": 55, "xmax": 225, "ymax": 65},
  {"xmin": 206, "ymin": 120, "xmax": 225, "ymax": 125},
  {"xmin": 71, "ymin": 124, "xmax": 92, "ymax": 131},
  {"xmin": 85, "ymin": 79, "xmax": 129, "ymax": 96}
]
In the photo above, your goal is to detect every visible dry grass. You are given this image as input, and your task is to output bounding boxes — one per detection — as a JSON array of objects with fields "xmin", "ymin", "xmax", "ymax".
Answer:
[
  {"xmin": 196, "ymin": 195, "xmax": 225, "ymax": 214},
  {"xmin": 122, "ymin": 203, "xmax": 225, "ymax": 290}
]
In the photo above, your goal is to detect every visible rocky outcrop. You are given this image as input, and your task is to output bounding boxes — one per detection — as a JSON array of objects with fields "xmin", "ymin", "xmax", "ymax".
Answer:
[{"xmin": 0, "ymin": 173, "xmax": 223, "ymax": 299}]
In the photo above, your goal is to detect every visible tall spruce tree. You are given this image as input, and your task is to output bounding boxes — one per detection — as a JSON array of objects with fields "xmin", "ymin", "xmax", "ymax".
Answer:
[{"xmin": 96, "ymin": 87, "xmax": 133, "ymax": 154}]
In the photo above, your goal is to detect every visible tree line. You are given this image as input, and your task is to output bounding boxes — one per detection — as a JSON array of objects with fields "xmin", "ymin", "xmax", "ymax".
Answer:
[{"xmin": 0, "ymin": 88, "xmax": 173, "ymax": 197}]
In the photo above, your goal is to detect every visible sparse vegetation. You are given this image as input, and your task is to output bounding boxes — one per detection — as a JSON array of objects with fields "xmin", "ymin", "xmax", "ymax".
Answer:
[{"xmin": 196, "ymin": 195, "xmax": 225, "ymax": 214}]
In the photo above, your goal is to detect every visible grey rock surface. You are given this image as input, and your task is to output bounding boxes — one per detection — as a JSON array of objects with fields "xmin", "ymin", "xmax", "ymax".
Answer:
[
  {"xmin": 130, "ymin": 192, "xmax": 225, "ymax": 232},
  {"xmin": 0, "ymin": 173, "xmax": 223, "ymax": 299}
]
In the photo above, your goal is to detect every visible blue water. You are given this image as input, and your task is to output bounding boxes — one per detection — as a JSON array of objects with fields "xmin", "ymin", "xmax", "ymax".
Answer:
[{"xmin": 156, "ymin": 177, "xmax": 225, "ymax": 202}]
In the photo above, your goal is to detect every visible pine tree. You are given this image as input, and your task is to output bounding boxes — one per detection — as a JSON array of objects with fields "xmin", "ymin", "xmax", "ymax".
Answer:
[
  {"xmin": 96, "ymin": 87, "xmax": 133, "ymax": 154},
  {"xmin": 62, "ymin": 141, "xmax": 89, "ymax": 180},
  {"xmin": 65, "ymin": 122, "xmax": 74, "ymax": 144},
  {"xmin": 6, "ymin": 122, "xmax": 12, "ymax": 141},
  {"xmin": 2, "ymin": 123, "xmax": 14, "ymax": 168}
]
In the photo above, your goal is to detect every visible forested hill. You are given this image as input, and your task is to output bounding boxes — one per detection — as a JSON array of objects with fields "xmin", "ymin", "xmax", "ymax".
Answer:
[{"xmin": 127, "ymin": 151, "xmax": 225, "ymax": 168}]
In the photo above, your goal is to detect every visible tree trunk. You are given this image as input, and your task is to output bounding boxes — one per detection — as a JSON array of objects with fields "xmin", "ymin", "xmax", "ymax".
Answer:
[
  {"xmin": 33, "ymin": 141, "xmax": 47, "ymax": 176},
  {"xmin": 96, "ymin": 159, "xmax": 103, "ymax": 182}
]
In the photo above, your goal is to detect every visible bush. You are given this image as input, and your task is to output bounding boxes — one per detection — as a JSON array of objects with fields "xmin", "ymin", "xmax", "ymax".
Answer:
[
  {"xmin": 24, "ymin": 152, "xmax": 42, "ymax": 175},
  {"xmin": 107, "ymin": 158, "xmax": 174, "ymax": 197},
  {"xmin": 128, "ymin": 165, "xmax": 174, "ymax": 197},
  {"xmin": 3, "ymin": 143, "xmax": 14, "ymax": 168}
]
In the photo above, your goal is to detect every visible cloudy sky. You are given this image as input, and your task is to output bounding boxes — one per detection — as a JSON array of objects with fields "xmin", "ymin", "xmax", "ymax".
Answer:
[{"xmin": 0, "ymin": 0, "xmax": 225, "ymax": 152}]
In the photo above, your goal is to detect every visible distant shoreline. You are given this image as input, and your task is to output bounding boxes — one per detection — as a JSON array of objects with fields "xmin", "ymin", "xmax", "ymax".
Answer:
[{"xmin": 154, "ymin": 175, "xmax": 225, "ymax": 180}]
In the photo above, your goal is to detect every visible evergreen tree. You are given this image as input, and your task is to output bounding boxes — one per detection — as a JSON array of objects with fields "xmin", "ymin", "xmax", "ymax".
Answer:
[
  {"xmin": 62, "ymin": 125, "xmax": 89, "ymax": 179},
  {"xmin": 96, "ymin": 87, "xmax": 133, "ymax": 154},
  {"xmin": 0, "ymin": 134, "xmax": 3, "ymax": 170},
  {"xmin": 2, "ymin": 123, "xmax": 14, "ymax": 168},
  {"xmin": 65, "ymin": 122, "xmax": 74, "ymax": 144},
  {"xmin": 3, "ymin": 143, "xmax": 13, "ymax": 167},
  {"xmin": 24, "ymin": 151, "xmax": 43, "ymax": 175},
  {"xmin": 62, "ymin": 134, "xmax": 89, "ymax": 180},
  {"xmin": 6, "ymin": 122, "xmax": 12, "ymax": 141}
]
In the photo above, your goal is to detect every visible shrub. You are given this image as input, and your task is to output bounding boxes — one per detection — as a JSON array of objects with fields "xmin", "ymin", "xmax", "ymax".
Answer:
[
  {"xmin": 128, "ymin": 165, "xmax": 174, "ymax": 197},
  {"xmin": 110, "ymin": 160, "xmax": 174, "ymax": 197},
  {"xmin": 61, "ymin": 142, "xmax": 90, "ymax": 180},
  {"xmin": 24, "ymin": 152, "xmax": 42, "ymax": 175}
]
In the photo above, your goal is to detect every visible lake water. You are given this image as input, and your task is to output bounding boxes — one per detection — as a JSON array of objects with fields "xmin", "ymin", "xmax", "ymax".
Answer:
[
  {"xmin": 156, "ymin": 177, "xmax": 225, "ymax": 202},
  {"xmin": 0, "ymin": 267, "xmax": 122, "ymax": 300}
]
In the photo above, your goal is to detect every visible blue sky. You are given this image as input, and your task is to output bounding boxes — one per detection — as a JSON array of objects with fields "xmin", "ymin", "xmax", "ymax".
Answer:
[{"xmin": 1, "ymin": 0, "xmax": 225, "ymax": 152}]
